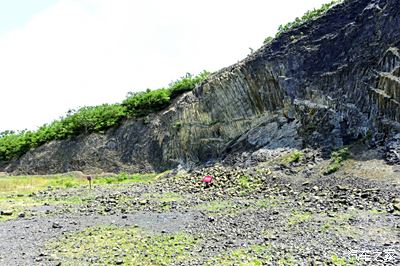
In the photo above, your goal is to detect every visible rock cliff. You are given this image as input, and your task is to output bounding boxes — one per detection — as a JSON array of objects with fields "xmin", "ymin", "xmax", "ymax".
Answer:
[{"xmin": 2, "ymin": 0, "xmax": 400, "ymax": 174}]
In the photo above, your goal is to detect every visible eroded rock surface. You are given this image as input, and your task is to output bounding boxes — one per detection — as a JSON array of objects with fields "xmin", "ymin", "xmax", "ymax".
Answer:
[{"xmin": 2, "ymin": 0, "xmax": 399, "ymax": 174}]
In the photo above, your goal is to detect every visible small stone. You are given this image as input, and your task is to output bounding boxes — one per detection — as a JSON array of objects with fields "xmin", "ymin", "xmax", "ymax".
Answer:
[
  {"xmin": 18, "ymin": 213, "xmax": 26, "ymax": 218},
  {"xmin": 392, "ymin": 198, "xmax": 400, "ymax": 204},
  {"xmin": 1, "ymin": 210, "xmax": 13, "ymax": 216},
  {"xmin": 337, "ymin": 185, "xmax": 349, "ymax": 191},
  {"xmin": 393, "ymin": 203, "xmax": 400, "ymax": 211},
  {"xmin": 312, "ymin": 186, "xmax": 319, "ymax": 192},
  {"xmin": 115, "ymin": 259, "xmax": 124, "ymax": 265},
  {"xmin": 139, "ymin": 200, "xmax": 147, "ymax": 205},
  {"xmin": 208, "ymin": 217, "xmax": 215, "ymax": 222},
  {"xmin": 52, "ymin": 222, "xmax": 62, "ymax": 229}
]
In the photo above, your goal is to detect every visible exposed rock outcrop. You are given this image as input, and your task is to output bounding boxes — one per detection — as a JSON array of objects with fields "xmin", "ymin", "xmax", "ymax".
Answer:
[{"xmin": 2, "ymin": 0, "xmax": 399, "ymax": 174}]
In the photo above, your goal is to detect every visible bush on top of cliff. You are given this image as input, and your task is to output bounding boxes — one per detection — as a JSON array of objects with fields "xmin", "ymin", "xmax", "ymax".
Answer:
[
  {"xmin": 0, "ymin": 71, "xmax": 209, "ymax": 161},
  {"xmin": 264, "ymin": 0, "xmax": 342, "ymax": 44},
  {"xmin": 122, "ymin": 88, "xmax": 171, "ymax": 117},
  {"xmin": 169, "ymin": 71, "xmax": 210, "ymax": 98},
  {"xmin": 0, "ymin": 104, "xmax": 126, "ymax": 161},
  {"xmin": 122, "ymin": 71, "xmax": 210, "ymax": 117}
]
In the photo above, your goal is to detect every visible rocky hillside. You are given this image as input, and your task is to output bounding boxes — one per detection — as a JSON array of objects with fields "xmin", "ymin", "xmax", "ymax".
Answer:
[{"xmin": 2, "ymin": 0, "xmax": 399, "ymax": 174}]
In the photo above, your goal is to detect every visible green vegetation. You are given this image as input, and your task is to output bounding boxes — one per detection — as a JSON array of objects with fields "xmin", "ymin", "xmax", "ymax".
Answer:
[
  {"xmin": 263, "ymin": 36, "xmax": 273, "ymax": 45},
  {"xmin": 324, "ymin": 147, "xmax": 349, "ymax": 174},
  {"xmin": 206, "ymin": 244, "xmax": 272, "ymax": 265},
  {"xmin": 0, "ymin": 173, "xmax": 158, "ymax": 195},
  {"xmin": 264, "ymin": 0, "xmax": 342, "ymax": 44},
  {"xmin": 331, "ymin": 254, "xmax": 357, "ymax": 265},
  {"xmin": 99, "ymin": 172, "xmax": 159, "ymax": 184},
  {"xmin": 122, "ymin": 88, "xmax": 171, "ymax": 117},
  {"xmin": 0, "ymin": 173, "xmax": 157, "ymax": 221},
  {"xmin": 206, "ymin": 244, "xmax": 296, "ymax": 265},
  {"xmin": 288, "ymin": 211, "xmax": 313, "ymax": 225},
  {"xmin": 237, "ymin": 175, "xmax": 262, "ymax": 195},
  {"xmin": 197, "ymin": 197, "xmax": 280, "ymax": 216},
  {"xmin": 0, "ymin": 71, "xmax": 209, "ymax": 161},
  {"xmin": 281, "ymin": 150, "xmax": 304, "ymax": 164},
  {"xmin": 172, "ymin": 121, "xmax": 182, "ymax": 129},
  {"xmin": 142, "ymin": 192, "xmax": 184, "ymax": 203},
  {"xmin": 255, "ymin": 196, "xmax": 280, "ymax": 209},
  {"xmin": 47, "ymin": 226, "xmax": 197, "ymax": 265},
  {"xmin": 169, "ymin": 71, "xmax": 210, "ymax": 98},
  {"xmin": 197, "ymin": 200, "xmax": 236, "ymax": 213}
]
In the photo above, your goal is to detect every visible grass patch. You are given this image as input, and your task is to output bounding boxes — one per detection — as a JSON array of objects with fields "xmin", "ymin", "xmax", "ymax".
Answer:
[
  {"xmin": 369, "ymin": 209, "xmax": 385, "ymax": 215},
  {"xmin": 281, "ymin": 150, "xmax": 304, "ymax": 165},
  {"xmin": 0, "ymin": 176, "xmax": 55, "ymax": 195},
  {"xmin": 206, "ymin": 244, "xmax": 273, "ymax": 266},
  {"xmin": 288, "ymin": 211, "xmax": 313, "ymax": 225},
  {"xmin": 255, "ymin": 196, "xmax": 280, "ymax": 209},
  {"xmin": 95, "ymin": 172, "xmax": 158, "ymax": 185},
  {"xmin": 0, "ymin": 173, "xmax": 158, "ymax": 196},
  {"xmin": 206, "ymin": 244, "xmax": 296, "ymax": 265},
  {"xmin": 47, "ymin": 225, "xmax": 198, "ymax": 265},
  {"xmin": 197, "ymin": 200, "xmax": 236, "ymax": 213},
  {"xmin": 0, "ymin": 173, "xmax": 156, "ymax": 221},
  {"xmin": 0, "ymin": 188, "xmax": 96, "ymax": 221},
  {"xmin": 0, "ymin": 196, "xmax": 39, "ymax": 221},
  {"xmin": 330, "ymin": 254, "xmax": 357, "ymax": 265},
  {"xmin": 324, "ymin": 147, "xmax": 349, "ymax": 175},
  {"xmin": 237, "ymin": 175, "xmax": 262, "ymax": 195},
  {"xmin": 143, "ymin": 192, "xmax": 184, "ymax": 203},
  {"xmin": 196, "ymin": 197, "xmax": 279, "ymax": 216},
  {"xmin": 263, "ymin": 0, "xmax": 342, "ymax": 43}
]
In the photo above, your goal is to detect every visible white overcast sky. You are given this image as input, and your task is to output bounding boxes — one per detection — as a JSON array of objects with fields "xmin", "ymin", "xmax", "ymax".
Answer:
[{"xmin": 0, "ymin": 0, "xmax": 332, "ymax": 132}]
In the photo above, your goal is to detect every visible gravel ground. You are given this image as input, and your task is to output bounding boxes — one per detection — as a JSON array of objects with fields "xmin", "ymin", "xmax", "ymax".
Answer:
[{"xmin": 0, "ymin": 149, "xmax": 399, "ymax": 265}]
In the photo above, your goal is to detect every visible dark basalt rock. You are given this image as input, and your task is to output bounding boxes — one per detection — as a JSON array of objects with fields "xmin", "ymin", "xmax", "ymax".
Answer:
[{"xmin": 1, "ymin": 0, "xmax": 399, "ymax": 174}]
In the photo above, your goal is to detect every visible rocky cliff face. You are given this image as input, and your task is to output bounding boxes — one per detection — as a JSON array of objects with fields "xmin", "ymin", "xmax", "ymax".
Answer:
[{"xmin": 3, "ymin": 0, "xmax": 400, "ymax": 174}]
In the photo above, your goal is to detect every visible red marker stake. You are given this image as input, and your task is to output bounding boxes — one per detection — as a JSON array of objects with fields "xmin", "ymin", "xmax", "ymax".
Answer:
[{"xmin": 202, "ymin": 175, "xmax": 213, "ymax": 188}]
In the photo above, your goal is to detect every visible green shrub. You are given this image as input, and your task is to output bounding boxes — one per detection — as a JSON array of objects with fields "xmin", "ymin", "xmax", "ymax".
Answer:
[
  {"xmin": 0, "ymin": 104, "xmax": 126, "ymax": 161},
  {"xmin": 0, "ymin": 71, "xmax": 209, "ymax": 161},
  {"xmin": 281, "ymin": 150, "xmax": 304, "ymax": 164},
  {"xmin": 169, "ymin": 71, "xmax": 210, "ymax": 99},
  {"xmin": 116, "ymin": 172, "xmax": 129, "ymax": 182},
  {"xmin": 123, "ymin": 71, "xmax": 209, "ymax": 117},
  {"xmin": 64, "ymin": 181, "xmax": 75, "ymax": 188},
  {"xmin": 123, "ymin": 88, "xmax": 171, "ymax": 117},
  {"xmin": 59, "ymin": 104, "xmax": 126, "ymax": 134},
  {"xmin": 324, "ymin": 147, "xmax": 349, "ymax": 174},
  {"xmin": 263, "ymin": 36, "xmax": 273, "ymax": 44},
  {"xmin": 264, "ymin": 0, "xmax": 342, "ymax": 44},
  {"xmin": 276, "ymin": 0, "xmax": 341, "ymax": 37}
]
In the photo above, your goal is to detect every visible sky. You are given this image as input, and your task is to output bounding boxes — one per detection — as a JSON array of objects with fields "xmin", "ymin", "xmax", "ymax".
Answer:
[{"xmin": 0, "ymin": 0, "xmax": 333, "ymax": 132}]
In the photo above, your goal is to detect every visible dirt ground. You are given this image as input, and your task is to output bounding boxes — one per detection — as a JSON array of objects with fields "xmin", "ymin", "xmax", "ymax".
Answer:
[{"xmin": 0, "ymin": 148, "xmax": 399, "ymax": 265}]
